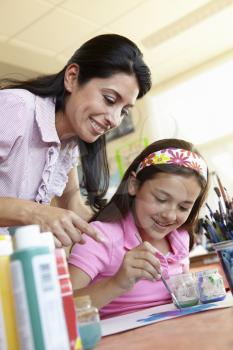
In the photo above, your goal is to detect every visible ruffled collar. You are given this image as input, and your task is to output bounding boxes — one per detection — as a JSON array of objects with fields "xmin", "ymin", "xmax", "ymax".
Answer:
[
  {"xmin": 121, "ymin": 211, "xmax": 142, "ymax": 250},
  {"xmin": 35, "ymin": 96, "xmax": 60, "ymax": 144}
]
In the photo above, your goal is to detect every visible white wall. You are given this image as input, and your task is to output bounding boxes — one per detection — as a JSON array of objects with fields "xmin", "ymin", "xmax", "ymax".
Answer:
[{"xmin": 107, "ymin": 58, "xmax": 233, "ymax": 203}]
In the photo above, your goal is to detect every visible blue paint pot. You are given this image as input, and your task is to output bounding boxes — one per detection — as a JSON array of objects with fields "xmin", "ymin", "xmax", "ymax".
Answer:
[{"xmin": 196, "ymin": 268, "xmax": 226, "ymax": 303}]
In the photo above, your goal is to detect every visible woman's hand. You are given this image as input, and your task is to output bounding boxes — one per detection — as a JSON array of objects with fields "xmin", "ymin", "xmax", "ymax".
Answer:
[
  {"xmin": 113, "ymin": 241, "xmax": 162, "ymax": 291},
  {"xmin": 31, "ymin": 204, "xmax": 104, "ymax": 247}
]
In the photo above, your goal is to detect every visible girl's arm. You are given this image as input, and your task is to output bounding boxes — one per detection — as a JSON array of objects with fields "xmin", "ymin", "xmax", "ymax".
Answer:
[
  {"xmin": 69, "ymin": 265, "xmax": 126, "ymax": 309},
  {"xmin": 69, "ymin": 241, "xmax": 162, "ymax": 310},
  {"xmin": 55, "ymin": 167, "xmax": 93, "ymax": 221}
]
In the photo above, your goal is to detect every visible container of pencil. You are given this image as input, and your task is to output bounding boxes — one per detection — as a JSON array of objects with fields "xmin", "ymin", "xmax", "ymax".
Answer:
[{"xmin": 213, "ymin": 240, "xmax": 233, "ymax": 295}]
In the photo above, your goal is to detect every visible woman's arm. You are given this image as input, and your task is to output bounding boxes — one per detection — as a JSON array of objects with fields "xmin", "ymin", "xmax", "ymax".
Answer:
[
  {"xmin": 55, "ymin": 167, "xmax": 93, "ymax": 221},
  {"xmin": 0, "ymin": 197, "xmax": 103, "ymax": 247},
  {"xmin": 0, "ymin": 197, "xmax": 40, "ymax": 227}
]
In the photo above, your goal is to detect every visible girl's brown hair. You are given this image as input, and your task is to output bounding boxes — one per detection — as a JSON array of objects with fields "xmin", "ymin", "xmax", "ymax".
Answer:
[{"xmin": 92, "ymin": 138, "xmax": 209, "ymax": 250}]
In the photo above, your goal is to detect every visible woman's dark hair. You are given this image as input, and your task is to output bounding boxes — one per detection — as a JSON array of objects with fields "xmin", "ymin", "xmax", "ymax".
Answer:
[
  {"xmin": 0, "ymin": 34, "xmax": 152, "ymax": 211},
  {"xmin": 92, "ymin": 138, "xmax": 209, "ymax": 250}
]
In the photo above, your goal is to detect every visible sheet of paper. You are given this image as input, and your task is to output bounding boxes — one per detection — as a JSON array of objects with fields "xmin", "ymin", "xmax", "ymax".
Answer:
[{"xmin": 101, "ymin": 291, "xmax": 233, "ymax": 336}]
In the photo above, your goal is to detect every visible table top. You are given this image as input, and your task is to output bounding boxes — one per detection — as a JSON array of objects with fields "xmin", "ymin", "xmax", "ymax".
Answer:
[{"xmin": 96, "ymin": 307, "xmax": 233, "ymax": 350}]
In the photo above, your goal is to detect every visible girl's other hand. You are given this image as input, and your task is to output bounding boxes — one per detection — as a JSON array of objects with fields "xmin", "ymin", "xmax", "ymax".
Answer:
[
  {"xmin": 31, "ymin": 205, "xmax": 104, "ymax": 247},
  {"xmin": 113, "ymin": 241, "xmax": 161, "ymax": 291}
]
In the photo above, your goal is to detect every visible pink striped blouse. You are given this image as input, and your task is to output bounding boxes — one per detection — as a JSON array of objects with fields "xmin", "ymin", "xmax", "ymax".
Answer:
[{"xmin": 0, "ymin": 89, "xmax": 79, "ymax": 206}]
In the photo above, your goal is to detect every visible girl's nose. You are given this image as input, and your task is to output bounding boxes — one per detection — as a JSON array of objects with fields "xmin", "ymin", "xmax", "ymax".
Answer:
[{"xmin": 160, "ymin": 208, "xmax": 177, "ymax": 222}]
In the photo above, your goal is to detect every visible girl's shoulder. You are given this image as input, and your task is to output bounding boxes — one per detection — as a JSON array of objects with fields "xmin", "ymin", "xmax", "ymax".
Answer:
[
  {"xmin": 90, "ymin": 219, "xmax": 125, "ymax": 243},
  {"xmin": 169, "ymin": 228, "xmax": 190, "ymax": 254},
  {"xmin": 172, "ymin": 228, "xmax": 190, "ymax": 239}
]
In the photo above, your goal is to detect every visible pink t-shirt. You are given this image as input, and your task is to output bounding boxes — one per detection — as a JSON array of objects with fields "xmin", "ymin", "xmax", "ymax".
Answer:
[
  {"xmin": 69, "ymin": 212, "xmax": 190, "ymax": 318},
  {"xmin": 0, "ymin": 89, "xmax": 79, "ymax": 233}
]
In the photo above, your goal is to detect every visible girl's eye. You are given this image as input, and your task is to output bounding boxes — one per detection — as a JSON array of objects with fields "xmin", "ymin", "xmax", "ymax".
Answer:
[
  {"xmin": 155, "ymin": 196, "xmax": 166, "ymax": 203},
  {"xmin": 179, "ymin": 206, "xmax": 190, "ymax": 212},
  {"xmin": 104, "ymin": 95, "xmax": 115, "ymax": 105}
]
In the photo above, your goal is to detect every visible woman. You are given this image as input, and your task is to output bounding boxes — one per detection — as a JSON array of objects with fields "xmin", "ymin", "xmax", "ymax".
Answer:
[{"xmin": 0, "ymin": 33, "xmax": 151, "ymax": 247}]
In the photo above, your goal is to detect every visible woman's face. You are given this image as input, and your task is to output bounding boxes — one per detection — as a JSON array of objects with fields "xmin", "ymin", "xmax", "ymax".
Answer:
[
  {"xmin": 128, "ymin": 172, "xmax": 202, "ymax": 244},
  {"xmin": 56, "ymin": 65, "xmax": 139, "ymax": 142}
]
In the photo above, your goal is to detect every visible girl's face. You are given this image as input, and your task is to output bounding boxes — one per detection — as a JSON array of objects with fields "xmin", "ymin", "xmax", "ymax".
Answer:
[
  {"xmin": 128, "ymin": 172, "xmax": 202, "ymax": 244},
  {"xmin": 56, "ymin": 65, "xmax": 139, "ymax": 142}
]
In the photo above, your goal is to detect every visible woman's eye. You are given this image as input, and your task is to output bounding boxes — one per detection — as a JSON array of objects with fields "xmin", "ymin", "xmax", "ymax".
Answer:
[
  {"xmin": 104, "ymin": 95, "xmax": 115, "ymax": 104},
  {"xmin": 121, "ymin": 109, "xmax": 129, "ymax": 117}
]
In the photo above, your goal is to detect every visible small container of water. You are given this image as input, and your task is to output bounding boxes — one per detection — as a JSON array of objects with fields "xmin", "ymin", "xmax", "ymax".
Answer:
[
  {"xmin": 168, "ymin": 272, "xmax": 199, "ymax": 307},
  {"xmin": 75, "ymin": 295, "xmax": 102, "ymax": 350}
]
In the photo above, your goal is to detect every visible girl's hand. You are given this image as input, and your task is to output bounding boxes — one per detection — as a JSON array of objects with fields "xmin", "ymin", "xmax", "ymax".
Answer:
[
  {"xmin": 113, "ymin": 241, "xmax": 162, "ymax": 291},
  {"xmin": 31, "ymin": 204, "xmax": 104, "ymax": 247}
]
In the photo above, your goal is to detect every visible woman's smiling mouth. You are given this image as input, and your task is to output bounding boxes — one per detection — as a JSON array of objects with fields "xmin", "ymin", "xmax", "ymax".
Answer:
[{"xmin": 90, "ymin": 118, "xmax": 107, "ymax": 135}]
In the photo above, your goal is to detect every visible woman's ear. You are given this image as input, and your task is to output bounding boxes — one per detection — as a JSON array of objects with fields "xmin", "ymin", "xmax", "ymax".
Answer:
[
  {"xmin": 64, "ymin": 63, "xmax": 79, "ymax": 93},
  {"xmin": 128, "ymin": 171, "xmax": 139, "ymax": 196}
]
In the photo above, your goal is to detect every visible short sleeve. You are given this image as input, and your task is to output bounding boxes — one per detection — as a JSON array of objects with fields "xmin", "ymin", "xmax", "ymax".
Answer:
[
  {"xmin": 68, "ymin": 222, "xmax": 113, "ymax": 280},
  {"xmin": 0, "ymin": 90, "xmax": 28, "ymax": 161}
]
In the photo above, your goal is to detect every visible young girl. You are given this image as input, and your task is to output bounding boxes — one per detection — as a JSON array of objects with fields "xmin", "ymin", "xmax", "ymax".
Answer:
[{"xmin": 68, "ymin": 138, "xmax": 209, "ymax": 318}]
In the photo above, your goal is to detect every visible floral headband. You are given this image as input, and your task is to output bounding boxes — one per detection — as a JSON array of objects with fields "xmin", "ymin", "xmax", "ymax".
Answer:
[{"xmin": 136, "ymin": 148, "xmax": 208, "ymax": 180}]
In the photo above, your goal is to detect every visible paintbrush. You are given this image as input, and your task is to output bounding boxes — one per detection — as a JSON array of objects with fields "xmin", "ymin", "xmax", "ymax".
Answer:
[
  {"xmin": 214, "ymin": 187, "xmax": 226, "ymax": 216},
  {"xmin": 160, "ymin": 274, "xmax": 182, "ymax": 310},
  {"xmin": 216, "ymin": 175, "xmax": 229, "ymax": 209}
]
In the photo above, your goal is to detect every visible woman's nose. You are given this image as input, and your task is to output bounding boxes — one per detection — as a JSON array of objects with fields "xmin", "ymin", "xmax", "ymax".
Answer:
[{"xmin": 105, "ymin": 110, "xmax": 121, "ymax": 129}]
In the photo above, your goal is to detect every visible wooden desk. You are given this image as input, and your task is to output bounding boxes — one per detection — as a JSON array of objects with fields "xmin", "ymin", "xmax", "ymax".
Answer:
[
  {"xmin": 190, "ymin": 251, "xmax": 219, "ymax": 268},
  {"xmin": 96, "ymin": 307, "xmax": 233, "ymax": 350}
]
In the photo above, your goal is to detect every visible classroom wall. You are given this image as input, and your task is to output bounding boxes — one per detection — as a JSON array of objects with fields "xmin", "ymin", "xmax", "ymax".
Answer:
[
  {"xmin": 106, "ymin": 95, "xmax": 159, "ymax": 187},
  {"xmin": 106, "ymin": 55, "xmax": 233, "ymax": 199},
  {"xmin": 106, "ymin": 94, "xmax": 233, "ymax": 206},
  {"xmin": 198, "ymin": 133, "xmax": 233, "ymax": 197}
]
